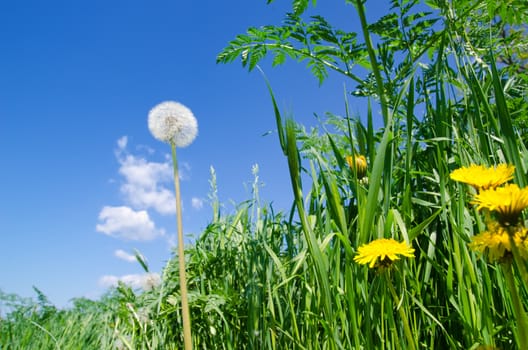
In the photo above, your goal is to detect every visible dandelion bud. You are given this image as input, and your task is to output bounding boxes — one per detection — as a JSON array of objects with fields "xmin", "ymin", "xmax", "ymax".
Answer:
[
  {"xmin": 148, "ymin": 101, "xmax": 198, "ymax": 147},
  {"xmin": 346, "ymin": 154, "xmax": 367, "ymax": 178}
]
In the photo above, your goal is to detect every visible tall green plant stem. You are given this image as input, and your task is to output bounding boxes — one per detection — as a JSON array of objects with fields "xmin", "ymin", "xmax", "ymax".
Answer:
[
  {"xmin": 284, "ymin": 119, "xmax": 337, "ymax": 347},
  {"xmin": 354, "ymin": 1, "xmax": 394, "ymax": 242},
  {"xmin": 502, "ymin": 261, "xmax": 528, "ymax": 349},
  {"xmin": 354, "ymin": 0, "xmax": 389, "ymax": 126},
  {"xmin": 384, "ymin": 269, "xmax": 417, "ymax": 350},
  {"xmin": 171, "ymin": 144, "xmax": 193, "ymax": 350},
  {"xmin": 507, "ymin": 228, "xmax": 528, "ymax": 288}
]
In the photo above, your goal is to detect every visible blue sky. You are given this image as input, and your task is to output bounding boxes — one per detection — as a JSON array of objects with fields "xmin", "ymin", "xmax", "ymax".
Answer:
[{"xmin": 0, "ymin": 1, "xmax": 386, "ymax": 307}]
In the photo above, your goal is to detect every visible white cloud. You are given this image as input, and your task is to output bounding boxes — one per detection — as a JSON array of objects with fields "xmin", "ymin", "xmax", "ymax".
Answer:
[
  {"xmin": 98, "ymin": 275, "xmax": 120, "ymax": 287},
  {"xmin": 114, "ymin": 138, "xmax": 184, "ymax": 215},
  {"xmin": 119, "ymin": 154, "xmax": 172, "ymax": 189},
  {"xmin": 96, "ymin": 206, "xmax": 165, "ymax": 241},
  {"xmin": 114, "ymin": 249, "xmax": 139, "ymax": 263},
  {"xmin": 121, "ymin": 182, "xmax": 175, "ymax": 215},
  {"xmin": 136, "ymin": 144, "xmax": 155, "ymax": 155},
  {"xmin": 191, "ymin": 197, "xmax": 204, "ymax": 210},
  {"xmin": 179, "ymin": 161, "xmax": 192, "ymax": 181},
  {"xmin": 166, "ymin": 234, "xmax": 177, "ymax": 248},
  {"xmin": 118, "ymin": 154, "xmax": 175, "ymax": 214},
  {"xmin": 98, "ymin": 273, "xmax": 161, "ymax": 291},
  {"xmin": 117, "ymin": 136, "xmax": 128, "ymax": 150}
]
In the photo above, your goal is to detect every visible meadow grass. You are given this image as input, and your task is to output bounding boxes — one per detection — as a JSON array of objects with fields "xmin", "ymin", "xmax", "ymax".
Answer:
[{"xmin": 2, "ymin": 0, "xmax": 528, "ymax": 348}]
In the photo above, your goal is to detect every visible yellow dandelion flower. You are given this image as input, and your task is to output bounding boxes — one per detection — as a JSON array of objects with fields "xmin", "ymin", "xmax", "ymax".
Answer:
[
  {"xmin": 346, "ymin": 154, "xmax": 367, "ymax": 178},
  {"xmin": 469, "ymin": 224, "xmax": 528, "ymax": 262},
  {"xmin": 450, "ymin": 164, "xmax": 514, "ymax": 191},
  {"xmin": 472, "ymin": 184, "xmax": 528, "ymax": 225},
  {"xmin": 354, "ymin": 238, "xmax": 415, "ymax": 268}
]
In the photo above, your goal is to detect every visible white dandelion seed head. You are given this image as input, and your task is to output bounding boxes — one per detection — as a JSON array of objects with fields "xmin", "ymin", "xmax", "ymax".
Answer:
[
  {"xmin": 141, "ymin": 273, "xmax": 161, "ymax": 291},
  {"xmin": 148, "ymin": 101, "xmax": 198, "ymax": 147}
]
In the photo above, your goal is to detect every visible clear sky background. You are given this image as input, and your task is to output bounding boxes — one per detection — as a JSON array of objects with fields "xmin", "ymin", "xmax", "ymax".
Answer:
[{"xmin": 0, "ymin": 0, "xmax": 386, "ymax": 307}]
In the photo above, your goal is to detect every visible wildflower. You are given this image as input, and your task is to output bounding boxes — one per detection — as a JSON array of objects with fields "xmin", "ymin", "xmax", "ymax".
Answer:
[
  {"xmin": 346, "ymin": 154, "xmax": 367, "ymax": 178},
  {"xmin": 141, "ymin": 273, "xmax": 161, "ymax": 291},
  {"xmin": 148, "ymin": 101, "xmax": 198, "ymax": 147},
  {"xmin": 354, "ymin": 238, "xmax": 415, "ymax": 268},
  {"xmin": 147, "ymin": 101, "xmax": 195, "ymax": 350},
  {"xmin": 469, "ymin": 223, "xmax": 528, "ymax": 262},
  {"xmin": 450, "ymin": 164, "xmax": 514, "ymax": 191},
  {"xmin": 472, "ymin": 184, "xmax": 528, "ymax": 225}
]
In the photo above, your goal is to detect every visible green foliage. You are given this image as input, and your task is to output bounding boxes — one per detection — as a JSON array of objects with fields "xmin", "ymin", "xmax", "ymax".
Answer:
[
  {"xmin": 217, "ymin": 12, "xmax": 368, "ymax": 85},
  {"xmin": 266, "ymin": 0, "xmax": 316, "ymax": 16}
]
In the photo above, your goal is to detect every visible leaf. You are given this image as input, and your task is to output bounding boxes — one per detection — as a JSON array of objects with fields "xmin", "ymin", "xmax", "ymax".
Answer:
[
  {"xmin": 217, "ymin": 12, "xmax": 366, "ymax": 85},
  {"xmin": 293, "ymin": 0, "xmax": 311, "ymax": 16},
  {"xmin": 272, "ymin": 50, "xmax": 287, "ymax": 66},
  {"xmin": 134, "ymin": 249, "xmax": 149, "ymax": 272},
  {"xmin": 307, "ymin": 59, "xmax": 328, "ymax": 85}
]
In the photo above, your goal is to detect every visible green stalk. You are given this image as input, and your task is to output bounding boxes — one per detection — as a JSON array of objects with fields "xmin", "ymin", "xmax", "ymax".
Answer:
[
  {"xmin": 171, "ymin": 143, "xmax": 193, "ymax": 350},
  {"xmin": 384, "ymin": 269, "xmax": 416, "ymax": 350},
  {"xmin": 354, "ymin": 0, "xmax": 389, "ymax": 127},
  {"xmin": 507, "ymin": 229, "xmax": 528, "ymax": 289},
  {"xmin": 354, "ymin": 1, "xmax": 394, "ymax": 242},
  {"xmin": 284, "ymin": 119, "xmax": 336, "ymax": 347},
  {"xmin": 502, "ymin": 261, "xmax": 528, "ymax": 349}
]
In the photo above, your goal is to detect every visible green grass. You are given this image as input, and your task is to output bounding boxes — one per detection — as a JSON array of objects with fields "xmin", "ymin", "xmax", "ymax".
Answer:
[{"xmin": 2, "ymin": 0, "xmax": 528, "ymax": 348}]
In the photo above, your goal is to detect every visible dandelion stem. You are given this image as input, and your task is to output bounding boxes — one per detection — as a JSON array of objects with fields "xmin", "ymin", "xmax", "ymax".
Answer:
[
  {"xmin": 502, "ymin": 261, "xmax": 528, "ymax": 349},
  {"xmin": 507, "ymin": 228, "xmax": 528, "ymax": 288},
  {"xmin": 384, "ymin": 270, "xmax": 416, "ymax": 350},
  {"xmin": 171, "ymin": 143, "xmax": 193, "ymax": 350}
]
